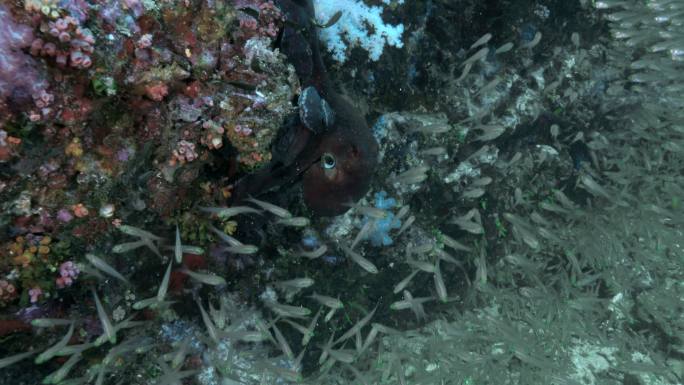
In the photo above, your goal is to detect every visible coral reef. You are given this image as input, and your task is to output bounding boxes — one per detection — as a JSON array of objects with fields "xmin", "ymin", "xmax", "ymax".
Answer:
[{"xmin": 1, "ymin": 0, "xmax": 684, "ymax": 385}]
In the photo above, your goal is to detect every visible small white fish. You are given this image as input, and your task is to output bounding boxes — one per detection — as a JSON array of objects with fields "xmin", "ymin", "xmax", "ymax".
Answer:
[
  {"xmin": 449, "ymin": 216, "xmax": 484, "ymax": 234},
  {"xmin": 552, "ymin": 189, "xmax": 577, "ymax": 210},
  {"xmin": 503, "ymin": 213, "xmax": 540, "ymax": 249},
  {"xmin": 473, "ymin": 124, "xmax": 505, "ymax": 141},
  {"xmin": 344, "ymin": 203, "xmax": 388, "ymax": 219},
  {"xmin": 276, "ymin": 216, "xmax": 310, "ymax": 227},
  {"xmin": 55, "ymin": 342, "xmax": 94, "ymax": 357},
  {"xmin": 352, "ymin": 219, "xmax": 375, "ymax": 249},
  {"xmin": 199, "ymin": 205, "xmax": 262, "ymax": 218},
  {"xmin": 225, "ymin": 330, "xmax": 269, "ymax": 343},
  {"xmin": 390, "ymin": 166, "xmax": 429, "ymax": 185},
  {"xmin": 132, "ymin": 296, "xmax": 158, "ymax": 310},
  {"xmin": 495, "ymin": 42, "xmax": 514, "ymax": 53},
  {"xmin": 246, "ymin": 197, "xmax": 292, "ymax": 218},
  {"xmin": 221, "ymin": 244, "xmax": 259, "ymax": 255},
  {"xmin": 44, "ymin": 352, "xmax": 81, "ymax": 384},
  {"xmin": 530, "ymin": 211, "xmax": 552, "ymax": 227},
  {"xmin": 360, "ymin": 327, "xmax": 379, "ymax": 355},
  {"xmin": 197, "ymin": 299, "xmax": 219, "ymax": 343},
  {"xmin": 309, "ymin": 293, "xmax": 343, "ymax": 309},
  {"xmin": 406, "ymin": 258, "xmax": 436, "ymax": 273},
  {"xmin": 456, "ymin": 62, "xmax": 473, "ymax": 81},
  {"xmin": 393, "ymin": 270, "xmax": 419, "ymax": 294},
  {"xmin": 163, "ymin": 244, "xmax": 204, "ymax": 255},
  {"xmin": 324, "ymin": 308, "xmax": 337, "ymax": 323},
  {"xmin": 155, "ymin": 359, "xmax": 199, "ymax": 385},
  {"xmin": 325, "ymin": 347, "xmax": 355, "ymax": 364},
  {"xmin": 36, "ymin": 322, "xmax": 75, "ymax": 364},
  {"xmin": 409, "ymin": 123, "xmax": 451, "ymax": 135},
  {"xmin": 371, "ymin": 322, "xmax": 400, "ymax": 335},
  {"xmin": 157, "ymin": 261, "xmax": 173, "ymax": 302},
  {"xmin": 298, "ymin": 244, "xmax": 328, "ymax": 259},
  {"xmin": 435, "ymin": 248, "xmax": 461, "ymax": 266},
  {"xmin": 86, "ymin": 254, "xmax": 129, "ymax": 285},
  {"xmin": 181, "ymin": 268, "xmax": 226, "ymax": 286},
  {"xmin": 395, "ymin": 205, "xmax": 410, "ymax": 220},
  {"xmin": 579, "ymin": 174, "xmax": 611, "ymax": 200},
  {"xmin": 266, "ymin": 301, "xmax": 311, "ymax": 318},
  {"xmin": 340, "ymin": 244, "xmax": 378, "ymax": 274},
  {"xmin": 571, "ymin": 32, "xmax": 580, "ymax": 47},
  {"xmin": 420, "ymin": 146, "xmax": 447, "ymax": 156},
  {"xmin": 333, "ymin": 305, "xmax": 377, "ymax": 345},
  {"xmin": 0, "ymin": 350, "xmax": 36, "ymax": 369},
  {"xmin": 302, "ymin": 309, "xmax": 322, "ymax": 346},
  {"xmin": 111, "ymin": 240, "xmax": 146, "ymax": 254},
  {"xmin": 462, "ymin": 188, "xmax": 486, "ymax": 199},
  {"xmin": 470, "ymin": 33, "xmax": 492, "ymax": 50},
  {"xmin": 521, "ymin": 31, "xmax": 542, "ymax": 49},
  {"xmin": 31, "ymin": 318, "xmax": 73, "ymax": 328},
  {"xmin": 208, "ymin": 225, "xmax": 243, "ymax": 247},
  {"xmin": 463, "ymin": 47, "xmax": 489, "ymax": 66},
  {"xmin": 537, "ymin": 226, "xmax": 561, "ymax": 243},
  {"xmin": 433, "ymin": 261, "xmax": 448, "ymax": 302},
  {"xmin": 271, "ymin": 322, "xmax": 294, "ymax": 360},
  {"xmin": 396, "ymin": 215, "xmax": 415, "ymax": 236},
  {"xmin": 93, "ymin": 291, "xmax": 116, "ymax": 345},
  {"xmin": 170, "ymin": 337, "xmax": 191, "ymax": 369},
  {"xmin": 408, "ymin": 242, "xmax": 433, "ymax": 255},
  {"xmin": 117, "ymin": 225, "xmax": 162, "ymax": 240},
  {"xmin": 390, "ymin": 291, "xmax": 432, "ymax": 320},
  {"xmin": 540, "ymin": 201, "xmax": 569, "ymax": 214},
  {"xmin": 174, "ymin": 226, "xmax": 182, "ymax": 264},
  {"xmin": 475, "ymin": 76, "xmax": 501, "ymax": 96},
  {"xmin": 440, "ymin": 234, "xmax": 472, "ymax": 252},
  {"xmin": 275, "ymin": 277, "xmax": 315, "ymax": 289},
  {"xmin": 281, "ymin": 319, "xmax": 311, "ymax": 340}
]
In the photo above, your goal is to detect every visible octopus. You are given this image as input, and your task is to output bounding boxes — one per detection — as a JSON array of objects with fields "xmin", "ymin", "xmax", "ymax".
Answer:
[{"xmin": 232, "ymin": 0, "xmax": 378, "ymax": 216}]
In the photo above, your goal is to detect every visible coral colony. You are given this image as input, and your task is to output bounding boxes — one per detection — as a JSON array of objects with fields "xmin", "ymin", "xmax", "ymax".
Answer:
[{"xmin": 1, "ymin": 1, "xmax": 684, "ymax": 385}]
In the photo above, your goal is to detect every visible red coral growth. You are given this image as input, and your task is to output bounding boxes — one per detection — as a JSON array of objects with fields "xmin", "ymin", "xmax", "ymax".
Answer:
[
  {"xmin": 0, "ymin": 318, "xmax": 31, "ymax": 338},
  {"xmin": 144, "ymin": 82, "xmax": 169, "ymax": 101},
  {"xmin": 169, "ymin": 252, "xmax": 207, "ymax": 294}
]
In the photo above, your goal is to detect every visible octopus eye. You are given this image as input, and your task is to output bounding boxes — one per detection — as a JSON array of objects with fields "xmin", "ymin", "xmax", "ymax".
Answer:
[{"xmin": 321, "ymin": 152, "xmax": 336, "ymax": 169}]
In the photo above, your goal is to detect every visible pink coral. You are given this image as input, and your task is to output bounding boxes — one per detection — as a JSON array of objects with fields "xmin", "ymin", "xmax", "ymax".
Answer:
[
  {"xmin": 28, "ymin": 287, "xmax": 42, "ymax": 303},
  {"xmin": 0, "ymin": 5, "xmax": 51, "ymax": 119},
  {"xmin": 145, "ymin": 82, "xmax": 169, "ymax": 101},
  {"xmin": 0, "ymin": 279, "xmax": 18, "ymax": 304},
  {"xmin": 34, "ymin": 15, "xmax": 96, "ymax": 69},
  {"xmin": 56, "ymin": 261, "xmax": 79, "ymax": 288},
  {"xmin": 170, "ymin": 140, "xmax": 199, "ymax": 165}
]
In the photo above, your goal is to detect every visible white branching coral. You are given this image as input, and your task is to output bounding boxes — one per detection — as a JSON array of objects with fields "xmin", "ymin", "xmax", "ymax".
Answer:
[{"xmin": 313, "ymin": 0, "xmax": 404, "ymax": 62}]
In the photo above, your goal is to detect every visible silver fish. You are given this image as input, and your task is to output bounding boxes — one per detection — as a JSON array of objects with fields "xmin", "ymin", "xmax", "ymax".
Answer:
[
  {"xmin": 86, "ymin": 254, "xmax": 129, "ymax": 285},
  {"xmin": 36, "ymin": 322, "xmax": 74, "ymax": 363},
  {"xmin": 276, "ymin": 216, "xmax": 311, "ymax": 227},
  {"xmin": 298, "ymin": 244, "xmax": 328, "ymax": 259},
  {"xmin": 199, "ymin": 205, "xmax": 263, "ymax": 218},
  {"xmin": 93, "ymin": 291, "xmax": 116, "ymax": 345},
  {"xmin": 181, "ymin": 268, "xmax": 226, "ymax": 286},
  {"xmin": 309, "ymin": 293, "xmax": 343, "ymax": 309},
  {"xmin": 31, "ymin": 318, "xmax": 73, "ymax": 328},
  {"xmin": 275, "ymin": 277, "xmax": 315, "ymax": 289},
  {"xmin": 157, "ymin": 261, "xmax": 173, "ymax": 302},
  {"xmin": 117, "ymin": 225, "xmax": 162, "ymax": 240},
  {"xmin": 221, "ymin": 244, "xmax": 259, "ymax": 255},
  {"xmin": 266, "ymin": 301, "xmax": 311, "ymax": 318},
  {"xmin": 341, "ymin": 244, "xmax": 378, "ymax": 274},
  {"xmin": 246, "ymin": 197, "xmax": 292, "ymax": 218},
  {"xmin": 0, "ymin": 350, "xmax": 36, "ymax": 369},
  {"xmin": 470, "ymin": 32, "xmax": 492, "ymax": 49}
]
